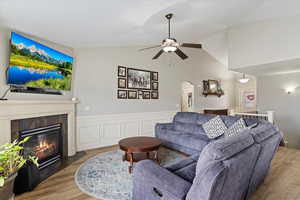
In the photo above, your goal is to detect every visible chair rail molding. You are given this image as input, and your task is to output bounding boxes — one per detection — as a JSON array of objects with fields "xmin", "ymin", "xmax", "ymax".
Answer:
[{"xmin": 76, "ymin": 110, "xmax": 177, "ymax": 151}]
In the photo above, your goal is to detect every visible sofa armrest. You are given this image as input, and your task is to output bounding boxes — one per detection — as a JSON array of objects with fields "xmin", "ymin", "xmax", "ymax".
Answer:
[{"xmin": 133, "ymin": 160, "xmax": 192, "ymax": 200}]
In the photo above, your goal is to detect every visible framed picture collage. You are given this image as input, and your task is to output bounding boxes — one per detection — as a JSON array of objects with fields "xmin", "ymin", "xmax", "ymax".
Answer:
[{"xmin": 117, "ymin": 66, "xmax": 159, "ymax": 99}]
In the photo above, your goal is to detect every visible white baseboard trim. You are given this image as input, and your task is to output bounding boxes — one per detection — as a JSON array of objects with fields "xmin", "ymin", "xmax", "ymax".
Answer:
[{"xmin": 76, "ymin": 110, "xmax": 177, "ymax": 151}]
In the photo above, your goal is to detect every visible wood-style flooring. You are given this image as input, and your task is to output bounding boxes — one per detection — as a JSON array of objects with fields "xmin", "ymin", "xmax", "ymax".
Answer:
[{"xmin": 16, "ymin": 146, "xmax": 300, "ymax": 200}]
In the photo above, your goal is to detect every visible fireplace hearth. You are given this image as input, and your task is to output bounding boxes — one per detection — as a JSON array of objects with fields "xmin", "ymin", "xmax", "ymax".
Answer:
[{"xmin": 20, "ymin": 124, "xmax": 63, "ymax": 170}]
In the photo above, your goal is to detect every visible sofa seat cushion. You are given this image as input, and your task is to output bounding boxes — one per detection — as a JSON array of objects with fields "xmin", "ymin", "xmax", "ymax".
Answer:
[
  {"xmin": 203, "ymin": 115, "xmax": 228, "ymax": 139},
  {"xmin": 174, "ymin": 133, "xmax": 210, "ymax": 151},
  {"xmin": 165, "ymin": 154, "xmax": 199, "ymax": 182},
  {"xmin": 165, "ymin": 154, "xmax": 199, "ymax": 171},
  {"xmin": 172, "ymin": 162, "xmax": 197, "ymax": 182},
  {"xmin": 174, "ymin": 122, "xmax": 205, "ymax": 135},
  {"xmin": 157, "ymin": 129, "xmax": 210, "ymax": 152}
]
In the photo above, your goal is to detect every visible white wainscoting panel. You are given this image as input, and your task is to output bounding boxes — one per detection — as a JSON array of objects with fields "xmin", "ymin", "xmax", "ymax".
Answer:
[
  {"xmin": 102, "ymin": 123, "xmax": 121, "ymax": 147},
  {"xmin": 78, "ymin": 125, "xmax": 100, "ymax": 151},
  {"xmin": 76, "ymin": 111, "xmax": 176, "ymax": 151}
]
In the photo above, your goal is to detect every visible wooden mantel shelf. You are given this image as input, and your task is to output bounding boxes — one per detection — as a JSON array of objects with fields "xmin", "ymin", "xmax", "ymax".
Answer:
[{"xmin": 0, "ymin": 99, "xmax": 79, "ymax": 105}]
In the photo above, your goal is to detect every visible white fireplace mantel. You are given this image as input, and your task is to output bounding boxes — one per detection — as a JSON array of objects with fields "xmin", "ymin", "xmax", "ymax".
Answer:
[{"xmin": 0, "ymin": 100, "xmax": 79, "ymax": 156}]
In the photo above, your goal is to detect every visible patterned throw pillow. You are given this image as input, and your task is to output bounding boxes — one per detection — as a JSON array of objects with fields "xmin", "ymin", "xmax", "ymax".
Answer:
[
  {"xmin": 225, "ymin": 118, "xmax": 247, "ymax": 137},
  {"xmin": 202, "ymin": 115, "xmax": 228, "ymax": 139}
]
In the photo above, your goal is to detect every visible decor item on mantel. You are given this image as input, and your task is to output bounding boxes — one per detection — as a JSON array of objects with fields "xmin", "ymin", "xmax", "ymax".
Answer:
[
  {"xmin": 202, "ymin": 80, "xmax": 224, "ymax": 97},
  {"xmin": 0, "ymin": 137, "xmax": 38, "ymax": 200}
]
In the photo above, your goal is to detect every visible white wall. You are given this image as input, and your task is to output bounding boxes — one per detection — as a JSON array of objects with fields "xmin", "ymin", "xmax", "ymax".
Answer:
[
  {"xmin": 257, "ymin": 72, "xmax": 300, "ymax": 149},
  {"xmin": 200, "ymin": 31, "xmax": 229, "ymax": 67},
  {"xmin": 74, "ymin": 47, "xmax": 236, "ymax": 116},
  {"xmin": 228, "ymin": 16, "xmax": 300, "ymax": 69},
  {"xmin": 0, "ymin": 26, "xmax": 75, "ymax": 100},
  {"xmin": 74, "ymin": 47, "xmax": 192, "ymax": 116},
  {"xmin": 74, "ymin": 47, "xmax": 237, "ymax": 150}
]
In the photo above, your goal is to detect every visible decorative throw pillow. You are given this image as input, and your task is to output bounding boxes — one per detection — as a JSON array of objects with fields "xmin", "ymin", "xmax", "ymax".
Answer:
[
  {"xmin": 202, "ymin": 115, "xmax": 227, "ymax": 139},
  {"xmin": 224, "ymin": 118, "xmax": 247, "ymax": 137}
]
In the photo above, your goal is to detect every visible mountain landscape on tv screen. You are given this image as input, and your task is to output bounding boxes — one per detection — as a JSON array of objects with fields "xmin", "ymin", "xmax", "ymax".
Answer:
[{"xmin": 7, "ymin": 32, "xmax": 73, "ymax": 90}]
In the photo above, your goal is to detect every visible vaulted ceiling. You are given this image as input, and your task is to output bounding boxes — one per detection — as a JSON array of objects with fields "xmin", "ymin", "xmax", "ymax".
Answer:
[{"xmin": 1, "ymin": 0, "xmax": 300, "ymax": 48}]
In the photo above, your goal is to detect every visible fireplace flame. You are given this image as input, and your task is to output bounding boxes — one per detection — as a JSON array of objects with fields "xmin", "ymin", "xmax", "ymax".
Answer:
[{"xmin": 34, "ymin": 140, "xmax": 57, "ymax": 160}]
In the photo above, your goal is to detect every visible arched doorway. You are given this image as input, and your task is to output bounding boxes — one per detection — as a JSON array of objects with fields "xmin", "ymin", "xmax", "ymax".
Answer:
[{"xmin": 181, "ymin": 81, "xmax": 195, "ymax": 112}]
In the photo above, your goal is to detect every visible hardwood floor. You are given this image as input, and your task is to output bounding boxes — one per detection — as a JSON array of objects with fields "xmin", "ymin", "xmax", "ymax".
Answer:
[
  {"xmin": 15, "ymin": 146, "xmax": 117, "ymax": 200},
  {"xmin": 16, "ymin": 147, "xmax": 300, "ymax": 200},
  {"xmin": 251, "ymin": 147, "xmax": 300, "ymax": 200}
]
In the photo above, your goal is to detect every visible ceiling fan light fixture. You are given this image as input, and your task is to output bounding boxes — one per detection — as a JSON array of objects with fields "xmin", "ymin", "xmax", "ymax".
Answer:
[
  {"xmin": 140, "ymin": 13, "xmax": 202, "ymax": 60},
  {"xmin": 163, "ymin": 46, "xmax": 177, "ymax": 52}
]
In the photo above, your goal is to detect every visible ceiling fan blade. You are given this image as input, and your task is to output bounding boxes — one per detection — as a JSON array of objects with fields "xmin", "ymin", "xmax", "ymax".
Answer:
[
  {"xmin": 181, "ymin": 43, "xmax": 202, "ymax": 49},
  {"xmin": 152, "ymin": 49, "xmax": 164, "ymax": 60},
  {"xmin": 139, "ymin": 45, "xmax": 161, "ymax": 51},
  {"xmin": 175, "ymin": 49, "xmax": 188, "ymax": 60}
]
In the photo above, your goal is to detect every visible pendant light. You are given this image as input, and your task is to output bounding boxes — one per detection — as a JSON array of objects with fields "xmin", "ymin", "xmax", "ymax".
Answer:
[{"xmin": 239, "ymin": 74, "xmax": 249, "ymax": 84}]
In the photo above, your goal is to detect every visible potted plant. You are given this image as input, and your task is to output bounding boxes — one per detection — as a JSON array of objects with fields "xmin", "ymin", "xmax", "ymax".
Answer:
[{"xmin": 0, "ymin": 137, "xmax": 38, "ymax": 200}]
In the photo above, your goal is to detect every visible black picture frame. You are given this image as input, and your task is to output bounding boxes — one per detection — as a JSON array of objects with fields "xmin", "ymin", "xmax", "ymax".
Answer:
[
  {"xmin": 138, "ymin": 90, "xmax": 143, "ymax": 99},
  {"xmin": 152, "ymin": 82, "xmax": 159, "ymax": 90},
  {"xmin": 118, "ymin": 66, "xmax": 126, "ymax": 77},
  {"xmin": 127, "ymin": 68, "xmax": 151, "ymax": 90},
  {"xmin": 117, "ymin": 90, "xmax": 127, "ymax": 99},
  {"xmin": 128, "ymin": 90, "xmax": 138, "ymax": 99},
  {"xmin": 142, "ymin": 91, "xmax": 151, "ymax": 99},
  {"xmin": 118, "ymin": 78, "xmax": 127, "ymax": 88},
  {"xmin": 152, "ymin": 72, "xmax": 158, "ymax": 81},
  {"xmin": 151, "ymin": 91, "xmax": 159, "ymax": 99}
]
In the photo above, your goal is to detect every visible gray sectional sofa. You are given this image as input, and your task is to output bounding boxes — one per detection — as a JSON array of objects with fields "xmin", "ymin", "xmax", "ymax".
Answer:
[{"xmin": 132, "ymin": 112, "xmax": 282, "ymax": 200}]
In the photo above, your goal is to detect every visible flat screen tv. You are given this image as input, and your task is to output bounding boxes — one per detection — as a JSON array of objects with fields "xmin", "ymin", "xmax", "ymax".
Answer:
[{"xmin": 7, "ymin": 32, "xmax": 73, "ymax": 91}]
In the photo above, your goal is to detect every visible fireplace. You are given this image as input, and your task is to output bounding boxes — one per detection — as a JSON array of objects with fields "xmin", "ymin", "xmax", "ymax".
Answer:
[
  {"xmin": 20, "ymin": 124, "xmax": 63, "ymax": 170},
  {"xmin": 11, "ymin": 114, "xmax": 68, "ymax": 182}
]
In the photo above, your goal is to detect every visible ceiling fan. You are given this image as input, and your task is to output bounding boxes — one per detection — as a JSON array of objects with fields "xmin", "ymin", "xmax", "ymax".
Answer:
[{"xmin": 139, "ymin": 13, "xmax": 202, "ymax": 60}]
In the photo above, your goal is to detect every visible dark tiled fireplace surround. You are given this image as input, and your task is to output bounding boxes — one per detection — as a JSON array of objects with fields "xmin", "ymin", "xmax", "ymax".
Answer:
[{"xmin": 11, "ymin": 114, "xmax": 68, "ymax": 181}]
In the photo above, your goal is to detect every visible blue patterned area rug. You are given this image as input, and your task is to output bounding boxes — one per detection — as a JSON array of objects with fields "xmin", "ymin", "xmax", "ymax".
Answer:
[{"xmin": 75, "ymin": 148, "xmax": 186, "ymax": 200}]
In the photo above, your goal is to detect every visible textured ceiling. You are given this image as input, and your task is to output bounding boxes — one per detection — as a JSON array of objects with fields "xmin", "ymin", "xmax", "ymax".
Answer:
[{"xmin": 0, "ymin": 0, "xmax": 300, "ymax": 48}]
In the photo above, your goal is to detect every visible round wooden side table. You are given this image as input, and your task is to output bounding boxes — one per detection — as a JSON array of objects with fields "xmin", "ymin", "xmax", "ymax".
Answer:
[{"xmin": 118, "ymin": 136, "xmax": 162, "ymax": 173}]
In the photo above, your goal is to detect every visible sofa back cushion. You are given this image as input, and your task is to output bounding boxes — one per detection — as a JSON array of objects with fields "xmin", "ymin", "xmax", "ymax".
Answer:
[
  {"xmin": 196, "ymin": 113, "xmax": 261, "ymax": 126},
  {"xmin": 173, "ymin": 112, "xmax": 199, "ymax": 124},
  {"xmin": 186, "ymin": 133, "xmax": 261, "ymax": 200},
  {"xmin": 172, "ymin": 112, "xmax": 263, "ymax": 136},
  {"xmin": 174, "ymin": 122, "xmax": 205, "ymax": 135},
  {"xmin": 250, "ymin": 122, "xmax": 278, "ymax": 143},
  {"xmin": 173, "ymin": 112, "xmax": 207, "ymax": 135}
]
